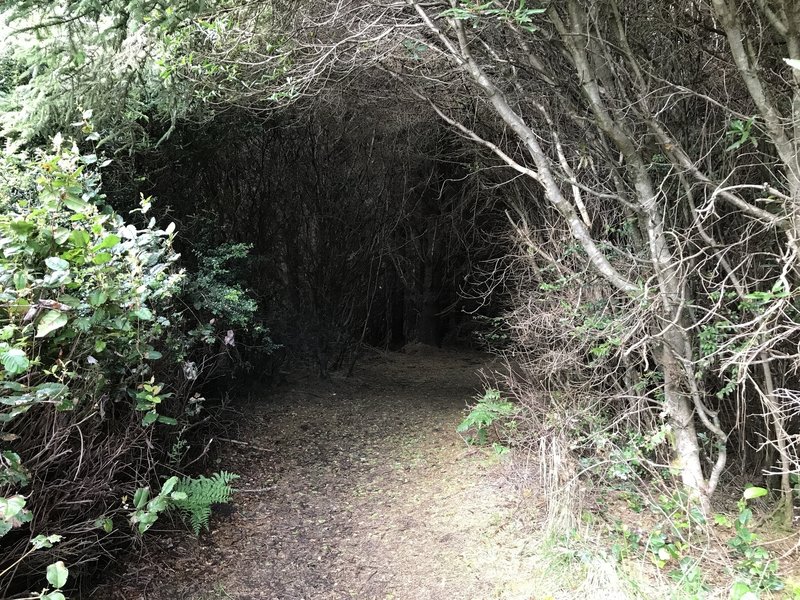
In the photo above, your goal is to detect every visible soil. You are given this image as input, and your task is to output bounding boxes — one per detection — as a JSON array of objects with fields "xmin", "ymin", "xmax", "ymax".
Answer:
[{"xmin": 97, "ymin": 346, "xmax": 545, "ymax": 600}]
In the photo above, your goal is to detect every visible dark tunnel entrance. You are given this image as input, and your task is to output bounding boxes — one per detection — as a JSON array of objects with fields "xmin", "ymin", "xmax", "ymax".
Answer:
[{"xmin": 124, "ymin": 88, "xmax": 507, "ymax": 378}]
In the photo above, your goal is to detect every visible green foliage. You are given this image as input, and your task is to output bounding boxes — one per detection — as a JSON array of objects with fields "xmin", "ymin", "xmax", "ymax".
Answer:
[
  {"xmin": 0, "ymin": 134, "xmax": 187, "ymax": 594},
  {"xmin": 738, "ymin": 280, "xmax": 790, "ymax": 312},
  {"xmin": 726, "ymin": 487, "xmax": 784, "ymax": 596},
  {"xmin": 440, "ymin": 0, "xmax": 545, "ymax": 33},
  {"xmin": 0, "ymin": 137, "xmax": 182, "ymax": 424},
  {"xmin": 621, "ymin": 486, "xmax": 788, "ymax": 599},
  {"xmin": 130, "ymin": 475, "xmax": 185, "ymax": 534},
  {"xmin": 173, "ymin": 471, "xmax": 239, "ymax": 535},
  {"xmin": 0, "ymin": 494, "xmax": 32, "ymax": 537},
  {"xmin": 605, "ymin": 486, "xmax": 792, "ymax": 599},
  {"xmin": 131, "ymin": 471, "xmax": 239, "ymax": 536},
  {"xmin": 725, "ymin": 117, "xmax": 757, "ymax": 152},
  {"xmin": 0, "ymin": 529, "xmax": 66, "ymax": 600},
  {"xmin": 133, "ymin": 378, "xmax": 177, "ymax": 427},
  {"xmin": 0, "ymin": 1, "xmax": 214, "ymax": 146},
  {"xmin": 572, "ymin": 302, "xmax": 625, "ymax": 363},
  {"xmin": 578, "ymin": 423, "xmax": 672, "ymax": 483},
  {"xmin": 45, "ymin": 561, "xmax": 68, "ymax": 590},
  {"xmin": 668, "ymin": 557, "xmax": 707, "ymax": 599},
  {"xmin": 0, "ymin": 450, "xmax": 29, "ymax": 485},
  {"xmin": 457, "ymin": 388, "xmax": 515, "ymax": 446},
  {"xmin": 186, "ymin": 243, "xmax": 259, "ymax": 329},
  {"xmin": 1, "ymin": 0, "xmax": 295, "ymax": 147},
  {"xmin": 471, "ymin": 315, "xmax": 510, "ymax": 348}
]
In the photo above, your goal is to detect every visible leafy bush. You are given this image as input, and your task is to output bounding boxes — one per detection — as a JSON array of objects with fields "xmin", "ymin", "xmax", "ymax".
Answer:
[
  {"xmin": 726, "ymin": 487, "xmax": 784, "ymax": 597},
  {"xmin": 0, "ymin": 137, "xmax": 183, "ymax": 418},
  {"xmin": 186, "ymin": 243, "xmax": 259, "ymax": 329},
  {"xmin": 0, "ymin": 137, "xmax": 186, "ymax": 594}
]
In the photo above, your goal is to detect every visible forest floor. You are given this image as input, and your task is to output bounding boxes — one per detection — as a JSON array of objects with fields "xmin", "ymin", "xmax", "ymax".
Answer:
[{"xmin": 96, "ymin": 346, "xmax": 561, "ymax": 600}]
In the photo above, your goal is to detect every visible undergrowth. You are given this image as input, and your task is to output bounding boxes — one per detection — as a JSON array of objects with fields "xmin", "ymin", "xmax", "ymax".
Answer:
[
  {"xmin": 0, "ymin": 133, "xmax": 246, "ymax": 597},
  {"xmin": 174, "ymin": 472, "xmax": 240, "ymax": 535},
  {"xmin": 459, "ymin": 383, "xmax": 799, "ymax": 599},
  {"xmin": 131, "ymin": 472, "xmax": 239, "ymax": 536},
  {"xmin": 457, "ymin": 388, "xmax": 515, "ymax": 454}
]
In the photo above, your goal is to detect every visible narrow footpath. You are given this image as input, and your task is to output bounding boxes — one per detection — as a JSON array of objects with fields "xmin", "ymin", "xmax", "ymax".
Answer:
[{"xmin": 102, "ymin": 347, "xmax": 545, "ymax": 600}]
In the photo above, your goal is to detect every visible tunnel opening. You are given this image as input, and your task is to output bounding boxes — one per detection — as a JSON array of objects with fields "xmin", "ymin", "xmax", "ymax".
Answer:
[{"xmin": 119, "ymin": 84, "xmax": 509, "ymax": 381}]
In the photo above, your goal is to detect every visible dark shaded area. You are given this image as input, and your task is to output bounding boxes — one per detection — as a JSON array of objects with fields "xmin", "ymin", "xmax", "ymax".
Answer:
[{"xmin": 118, "ymin": 90, "xmax": 506, "ymax": 377}]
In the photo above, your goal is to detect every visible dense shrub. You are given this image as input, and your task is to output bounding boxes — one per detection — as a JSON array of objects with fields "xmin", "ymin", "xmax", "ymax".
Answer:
[{"xmin": 0, "ymin": 137, "xmax": 190, "ymax": 595}]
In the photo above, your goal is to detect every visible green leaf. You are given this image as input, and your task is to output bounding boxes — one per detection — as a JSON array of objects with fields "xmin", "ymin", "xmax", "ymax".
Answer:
[
  {"xmin": 157, "ymin": 415, "xmax": 177, "ymax": 425},
  {"xmin": 743, "ymin": 486, "xmax": 768, "ymax": 500},
  {"xmin": 73, "ymin": 317, "xmax": 91, "ymax": 332},
  {"xmin": 41, "ymin": 592, "xmax": 66, "ymax": 600},
  {"xmin": 62, "ymin": 195, "xmax": 92, "ymax": 213},
  {"xmin": 729, "ymin": 581, "xmax": 755, "ymax": 600},
  {"xmin": 45, "ymin": 257, "xmax": 70, "ymax": 271},
  {"xmin": 133, "ymin": 487, "xmax": 150, "ymax": 509},
  {"xmin": 713, "ymin": 513, "xmax": 732, "ymax": 528},
  {"xmin": 57, "ymin": 294, "xmax": 81, "ymax": 308},
  {"xmin": 31, "ymin": 534, "xmax": 62, "ymax": 549},
  {"xmin": 1, "ymin": 495, "xmax": 26, "ymax": 519},
  {"xmin": 94, "ymin": 235, "xmax": 121, "ymax": 251},
  {"xmin": 35, "ymin": 383, "xmax": 69, "ymax": 400},
  {"xmin": 69, "ymin": 229, "xmax": 90, "ymax": 247},
  {"xmin": 54, "ymin": 227, "xmax": 71, "ymax": 244},
  {"xmin": 142, "ymin": 411, "xmax": 158, "ymax": 426},
  {"xmin": 93, "ymin": 252, "xmax": 113, "ymax": 265},
  {"xmin": 133, "ymin": 307, "xmax": 154, "ymax": 321},
  {"xmin": 134, "ymin": 511, "xmax": 158, "ymax": 533},
  {"xmin": 161, "ymin": 476, "xmax": 179, "ymax": 495},
  {"xmin": 46, "ymin": 561, "xmax": 69, "ymax": 589},
  {"xmin": 148, "ymin": 496, "xmax": 168, "ymax": 512},
  {"xmin": 94, "ymin": 339, "xmax": 107, "ymax": 353},
  {"xmin": 1, "ymin": 348, "xmax": 29, "ymax": 376},
  {"xmin": 88, "ymin": 289, "xmax": 108, "ymax": 306},
  {"xmin": 94, "ymin": 517, "xmax": 113, "ymax": 533},
  {"xmin": 12, "ymin": 271, "xmax": 27, "ymax": 290},
  {"xmin": 36, "ymin": 310, "xmax": 69, "ymax": 338},
  {"xmin": 9, "ymin": 220, "xmax": 36, "ymax": 236}
]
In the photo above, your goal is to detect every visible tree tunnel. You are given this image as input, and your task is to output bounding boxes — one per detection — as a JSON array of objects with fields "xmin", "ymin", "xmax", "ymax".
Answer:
[
  {"xmin": 119, "ymin": 86, "xmax": 508, "ymax": 377},
  {"xmin": 6, "ymin": 1, "xmax": 800, "ymax": 596}
]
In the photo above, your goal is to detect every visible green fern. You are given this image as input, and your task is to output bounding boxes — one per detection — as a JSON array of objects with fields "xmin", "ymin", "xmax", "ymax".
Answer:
[
  {"xmin": 457, "ymin": 388, "xmax": 515, "ymax": 445},
  {"xmin": 173, "ymin": 471, "xmax": 239, "ymax": 535}
]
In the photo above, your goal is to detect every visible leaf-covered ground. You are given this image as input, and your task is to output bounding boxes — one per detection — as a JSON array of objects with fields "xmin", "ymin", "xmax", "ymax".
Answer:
[{"xmin": 98, "ymin": 347, "xmax": 551, "ymax": 599}]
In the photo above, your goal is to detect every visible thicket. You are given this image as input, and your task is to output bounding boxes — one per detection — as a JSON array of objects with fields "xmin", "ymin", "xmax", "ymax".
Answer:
[
  {"xmin": 2, "ymin": 0, "xmax": 800, "ymax": 597},
  {"xmin": 0, "ymin": 125, "xmax": 261, "ymax": 595},
  {"xmin": 125, "ymin": 99, "xmax": 504, "ymax": 367},
  {"xmin": 0, "ymin": 2, "xmax": 495, "ymax": 594},
  {"xmin": 0, "ymin": 13, "xmax": 267, "ymax": 588}
]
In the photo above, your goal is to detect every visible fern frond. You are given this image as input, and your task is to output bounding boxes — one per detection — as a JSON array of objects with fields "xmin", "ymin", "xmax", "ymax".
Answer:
[{"xmin": 173, "ymin": 471, "xmax": 239, "ymax": 535}]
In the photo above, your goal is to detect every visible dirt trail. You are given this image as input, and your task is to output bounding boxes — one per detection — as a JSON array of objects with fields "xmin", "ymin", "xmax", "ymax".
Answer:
[{"xmin": 105, "ymin": 348, "xmax": 543, "ymax": 600}]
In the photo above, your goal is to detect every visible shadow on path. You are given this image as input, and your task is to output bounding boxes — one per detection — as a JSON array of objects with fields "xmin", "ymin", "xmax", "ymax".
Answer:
[{"xmin": 103, "ymin": 347, "xmax": 542, "ymax": 600}]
